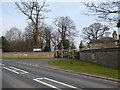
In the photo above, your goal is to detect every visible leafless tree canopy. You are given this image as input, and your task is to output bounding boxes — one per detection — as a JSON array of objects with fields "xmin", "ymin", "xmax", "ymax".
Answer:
[
  {"xmin": 84, "ymin": 0, "xmax": 120, "ymax": 23},
  {"xmin": 5, "ymin": 27, "xmax": 23, "ymax": 51},
  {"xmin": 82, "ymin": 23, "xmax": 109, "ymax": 42},
  {"xmin": 5, "ymin": 27, "xmax": 22, "ymax": 42},
  {"xmin": 50, "ymin": 31, "xmax": 61, "ymax": 46},
  {"xmin": 15, "ymin": 0, "xmax": 49, "ymax": 48},
  {"xmin": 54, "ymin": 16, "xmax": 76, "ymax": 41}
]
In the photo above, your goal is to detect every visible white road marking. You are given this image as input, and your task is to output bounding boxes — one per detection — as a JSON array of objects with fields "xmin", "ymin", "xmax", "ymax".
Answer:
[
  {"xmin": 16, "ymin": 62, "xmax": 38, "ymax": 67},
  {"xmin": 34, "ymin": 77, "xmax": 79, "ymax": 89},
  {"xmin": 3, "ymin": 67, "xmax": 19, "ymax": 74},
  {"xmin": 44, "ymin": 77, "xmax": 78, "ymax": 89},
  {"xmin": 9, "ymin": 66, "xmax": 29, "ymax": 74},
  {"xmin": 33, "ymin": 64, "xmax": 37, "ymax": 67},
  {"xmin": 0, "ymin": 63, "xmax": 4, "ymax": 66},
  {"xmin": 33, "ymin": 64, "xmax": 38, "ymax": 67},
  {"xmin": 33, "ymin": 78, "xmax": 59, "ymax": 89}
]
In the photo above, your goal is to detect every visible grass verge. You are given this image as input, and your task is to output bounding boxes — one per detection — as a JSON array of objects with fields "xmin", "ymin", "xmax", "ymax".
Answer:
[
  {"xmin": 2, "ymin": 57, "xmax": 54, "ymax": 60},
  {"xmin": 48, "ymin": 59, "xmax": 119, "ymax": 79}
]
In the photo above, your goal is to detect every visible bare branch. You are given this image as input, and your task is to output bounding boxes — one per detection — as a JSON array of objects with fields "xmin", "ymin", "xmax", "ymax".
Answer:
[
  {"xmin": 15, "ymin": 0, "xmax": 49, "ymax": 48},
  {"xmin": 83, "ymin": 1, "xmax": 120, "ymax": 24},
  {"xmin": 82, "ymin": 23, "xmax": 109, "ymax": 42}
]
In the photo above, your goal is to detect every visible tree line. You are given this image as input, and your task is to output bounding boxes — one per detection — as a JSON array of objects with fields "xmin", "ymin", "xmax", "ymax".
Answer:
[
  {"xmin": 2, "ymin": 0, "xmax": 119, "ymax": 52},
  {"xmin": 2, "ymin": 16, "xmax": 77, "ymax": 52}
]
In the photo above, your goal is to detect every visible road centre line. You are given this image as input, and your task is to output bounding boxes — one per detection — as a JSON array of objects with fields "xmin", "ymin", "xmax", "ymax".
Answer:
[
  {"xmin": 18, "ymin": 62, "xmax": 37, "ymax": 67},
  {"xmin": 33, "ymin": 78, "xmax": 59, "ymax": 89},
  {"xmin": 3, "ymin": 67, "xmax": 19, "ymax": 74}
]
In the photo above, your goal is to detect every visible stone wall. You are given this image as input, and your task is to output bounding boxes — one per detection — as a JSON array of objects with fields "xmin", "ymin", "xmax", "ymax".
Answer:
[
  {"xmin": 79, "ymin": 47, "xmax": 120, "ymax": 69},
  {"xmin": 2, "ymin": 52, "xmax": 54, "ymax": 58}
]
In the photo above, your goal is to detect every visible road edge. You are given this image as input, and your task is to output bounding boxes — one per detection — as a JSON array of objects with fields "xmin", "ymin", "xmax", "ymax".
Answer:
[{"xmin": 39, "ymin": 62, "xmax": 120, "ymax": 83}]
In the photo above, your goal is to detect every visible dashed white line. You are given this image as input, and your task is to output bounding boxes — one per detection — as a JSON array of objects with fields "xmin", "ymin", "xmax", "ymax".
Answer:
[{"xmin": 16, "ymin": 62, "xmax": 38, "ymax": 67}]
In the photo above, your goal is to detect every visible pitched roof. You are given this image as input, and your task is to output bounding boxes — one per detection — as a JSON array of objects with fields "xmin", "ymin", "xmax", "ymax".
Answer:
[
  {"xmin": 89, "ymin": 37, "xmax": 115, "ymax": 44},
  {"xmin": 79, "ymin": 41, "xmax": 84, "ymax": 48}
]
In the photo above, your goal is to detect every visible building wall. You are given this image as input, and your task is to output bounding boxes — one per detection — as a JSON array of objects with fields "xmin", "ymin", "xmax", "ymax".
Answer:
[
  {"xmin": 118, "ymin": 28, "xmax": 120, "ymax": 37},
  {"xmin": 2, "ymin": 52, "xmax": 54, "ymax": 58},
  {"xmin": 79, "ymin": 47, "xmax": 120, "ymax": 69},
  {"xmin": 90, "ymin": 39, "xmax": 117, "ymax": 49}
]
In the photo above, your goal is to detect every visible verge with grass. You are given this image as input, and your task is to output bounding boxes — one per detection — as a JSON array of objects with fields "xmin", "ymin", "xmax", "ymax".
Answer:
[
  {"xmin": 48, "ymin": 59, "xmax": 119, "ymax": 79},
  {"xmin": 2, "ymin": 57, "xmax": 54, "ymax": 60}
]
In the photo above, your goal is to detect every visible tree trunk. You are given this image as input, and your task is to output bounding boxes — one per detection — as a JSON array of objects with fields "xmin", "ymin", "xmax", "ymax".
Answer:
[{"xmin": 34, "ymin": 21, "xmax": 39, "ymax": 48}]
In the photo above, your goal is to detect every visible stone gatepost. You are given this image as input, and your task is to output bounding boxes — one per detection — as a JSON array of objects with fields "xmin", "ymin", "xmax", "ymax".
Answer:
[
  {"xmin": 71, "ymin": 49, "xmax": 76, "ymax": 59},
  {"xmin": 71, "ymin": 43, "xmax": 76, "ymax": 59},
  {"xmin": 79, "ymin": 40, "xmax": 84, "ymax": 60},
  {"xmin": 60, "ymin": 43, "xmax": 64, "ymax": 58},
  {"xmin": 54, "ymin": 45, "xmax": 58, "ymax": 58},
  {"xmin": 79, "ymin": 40, "xmax": 84, "ymax": 51}
]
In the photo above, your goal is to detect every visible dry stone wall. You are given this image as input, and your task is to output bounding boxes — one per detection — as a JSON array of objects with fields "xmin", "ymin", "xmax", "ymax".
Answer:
[
  {"xmin": 2, "ymin": 52, "xmax": 54, "ymax": 58},
  {"xmin": 79, "ymin": 47, "xmax": 120, "ymax": 69}
]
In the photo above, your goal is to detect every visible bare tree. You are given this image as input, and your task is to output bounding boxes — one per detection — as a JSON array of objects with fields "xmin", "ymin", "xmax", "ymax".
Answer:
[
  {"xmin": 15, "ymin": 0, "xmax": 49, "ymax": 48},
  {"xmin": 2, "ymin": 36, "xmax": 12, "ymax": 52},
  {"xmin": 50, "ymin": 31, "xmax": 61, "ymax": 46},
  {"xmin": 54, "ymin": 16, "xmax": 76, "ymax": 41},
  {"xmin": 24, "ymin": 22, "xmax": 35, "ymax": 39},
  {"xmin": 5, "ymin": 27, "xmax": 22, "ymax": 42},
  {"xmin": 5, "ymin": 27, "xmax": 22, "ymax": 52},
  {"xmin": 42, "ymin": 25, "xmax": 52, "ymax": 51},
  {"xmin": 22, "ymin": 25, "xmax": 34, "ymax": 51},
  {"xmin": 84, "ymin": 0, "xmax": 120, "ymax": 24},
  {"xmin": 82, "ymin": 23, "xmax": 109, "ymax": 42}
]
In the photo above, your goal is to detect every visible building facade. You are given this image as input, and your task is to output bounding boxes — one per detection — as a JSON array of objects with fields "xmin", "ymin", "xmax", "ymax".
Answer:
[{"xmin": 89, "ymin": 31, "xmax": 119, "ymax": 49}]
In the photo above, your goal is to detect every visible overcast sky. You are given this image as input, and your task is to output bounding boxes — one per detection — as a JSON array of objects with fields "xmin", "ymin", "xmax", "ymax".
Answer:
[{"xmin": 0, "ymin": 0, "xmax": 118, "ymax": 48}]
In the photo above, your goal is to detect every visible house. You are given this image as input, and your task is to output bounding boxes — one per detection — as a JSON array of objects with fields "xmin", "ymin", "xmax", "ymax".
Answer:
[{"xmin": 88, "ymin": 31, "xmax": 119, "ymax": 49}]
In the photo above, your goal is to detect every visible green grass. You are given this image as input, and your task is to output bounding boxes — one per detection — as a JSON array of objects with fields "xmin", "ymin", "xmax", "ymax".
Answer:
[
  {"xmin": 48, "ymin": 59, "xmax": 119, "ymax": 79},
  {"xmin": 2, "ymin": 57, "xmax": 54, "ymax": 60}
]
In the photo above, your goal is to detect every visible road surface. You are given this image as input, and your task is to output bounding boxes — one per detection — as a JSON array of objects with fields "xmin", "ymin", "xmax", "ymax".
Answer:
[{"xmin": 1, "ymin": 59, "xmax": 119, "ymax": 89}]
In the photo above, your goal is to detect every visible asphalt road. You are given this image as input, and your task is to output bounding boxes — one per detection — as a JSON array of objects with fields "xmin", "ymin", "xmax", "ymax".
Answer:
[{"xmin": 1, "ymin": 59, "xmax": 119, "ymax": 89}]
